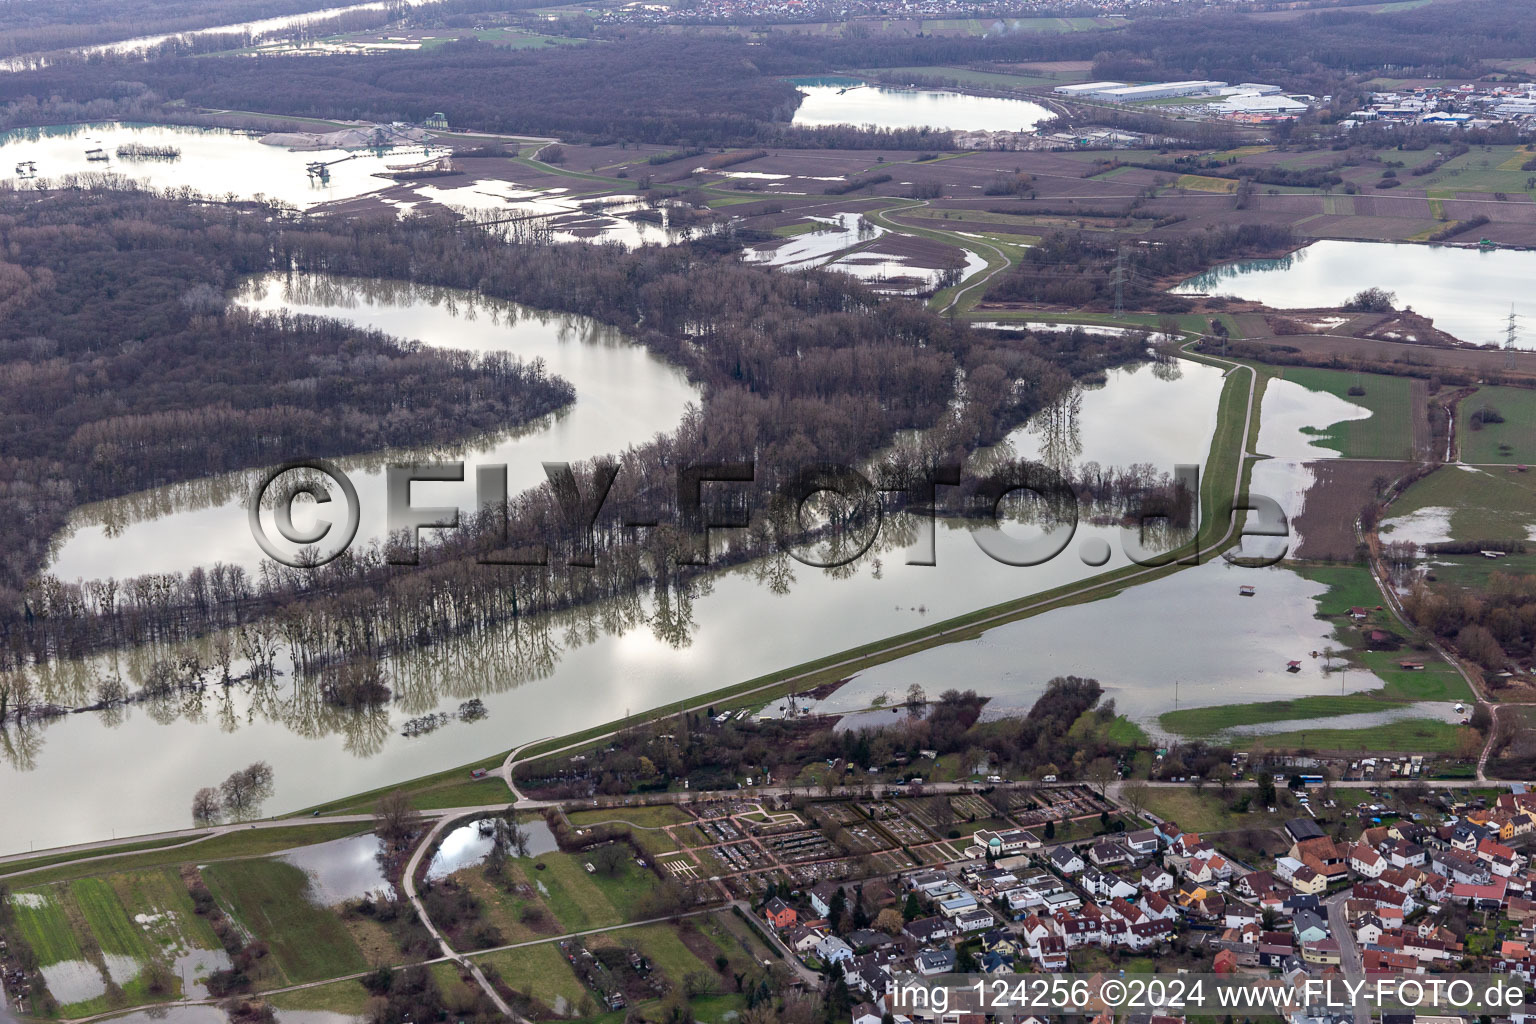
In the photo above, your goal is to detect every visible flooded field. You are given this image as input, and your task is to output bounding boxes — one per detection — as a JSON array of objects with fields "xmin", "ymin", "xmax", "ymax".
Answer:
[
  {"xmin": 0, "ymin": 0, "xmax": 449, "ymax": 70},
  {"xmin": 824, "ymin": 557, "xmax": 1383, "ymax": 729},
  {"xmin": 427, "ymin": 818, "xmax": 560, "ymax": 879},
  {"xmin": 0, "ymin": 123, "xmax": 432, "ymax": 208},
  {"xmin": 788, "ymin": 77, "xmax": 1053, "ymax": 132},
  {"xmin": 3, "ymin": 354, "xmax": 1228, "ymax": 853},
  {"xmin": 280, "ymin": 834, "xmax": 396, "ymax": 904},
  {"xmin": 747, "ymin": 213, "xmax": 984, "ymax": 293},
  {"xmin": 1173, "ymin": 239, "xmax": 1536, "ymax": 346}
]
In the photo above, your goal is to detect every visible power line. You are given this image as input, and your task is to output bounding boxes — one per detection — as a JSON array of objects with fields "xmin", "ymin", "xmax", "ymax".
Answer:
[{"xmin": 1506, "ymin": 302, "xmax": 1521, "ymax": 369}]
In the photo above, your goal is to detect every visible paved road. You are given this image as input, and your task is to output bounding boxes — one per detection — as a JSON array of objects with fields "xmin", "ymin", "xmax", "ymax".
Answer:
[
  {"xmin": 1325, "ymin": 887, "xmax": 1371, "ymax": 1024},
  {"xmin": 400, "ymin": 814, "xmax": 524, "ymax": 1023}
]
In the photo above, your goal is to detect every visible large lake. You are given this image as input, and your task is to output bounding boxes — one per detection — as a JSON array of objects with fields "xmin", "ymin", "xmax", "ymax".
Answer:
[
  {"xmin": 1173, "ymin": 239, "xmax": 1536, "ymax": 346},
  {"xmin": 789, "ymin": 77, "xmax": 1053, "ymax": 133}
]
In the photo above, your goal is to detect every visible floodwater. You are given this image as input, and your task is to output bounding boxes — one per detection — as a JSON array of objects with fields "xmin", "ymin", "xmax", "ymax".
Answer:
[
  {"xmin": 747, "ymin": 213, "xmax": 986, "ymax": 293},
  {"xmin": 80, "ymin": 1008, "xmax": 359, "ymax": 1024},
  {"xmin": 973, "ymin": 321, "xmax": 1175, "ymax": 342},
  {"xmin": 426, "ymin": 818, "xmax": 560, "ymax": 879},
  {"xmin": 412, "ymin": 179, "xmax": 703, "ymax": 248},
  {"xmin": 826, "ymin": 558, "xmax": 1390, "ymax": 729},
  {"xmin": 1172, "ymin": 239, "xmax": 1536, "ymax": 346},
  {"xmin": 789, "ymin": 77, "xmax": 1053, "ymax": 133},
  {"xmin": 44, "ymin": 273, "xmax": 700, "ymax": 582},
  {"xmin": 280, "ymin": 834, "xmax": 395, "ymax": 904},
  {"xmin": 0, "ymin": 123, "xmax": 435, "ymax": 208},
  {"xmin": 0, "ymin": 0, "xmax": 448, "ymax": 69},
  {"xmin": 1240, "ymin": 375, "xmax": 1373, "ymax": 557},
  {"xmin": 1, "ymin": 357, "xmax": 1230, "ymax": 853},
  {"xmin": 1215, "ymin": 702, "xmax": 1464, "ymax": 740}
]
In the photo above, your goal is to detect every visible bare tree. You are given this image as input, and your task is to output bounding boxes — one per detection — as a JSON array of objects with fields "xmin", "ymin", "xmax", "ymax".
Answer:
[
  {"xmin": 1085, "ymin": 757, "xmax": 1117, "ymax": 797},
  {"xmin": 191, "ymin": 787, "xmax": 222, "ymax": 825},
  {"xmin": 1120, "ymin": 780, "xmax": 1151, "ymax": 819},
  {"xmin": 374, "ymin": 789, "xmax": 424, "ymax": 852},
  {"xmin": 219, "ymin": 762, "xmax": 274, "ymax": 821}
]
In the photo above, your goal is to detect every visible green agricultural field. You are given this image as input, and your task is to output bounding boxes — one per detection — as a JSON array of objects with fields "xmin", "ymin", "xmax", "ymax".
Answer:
[
  {"xmin": 1280, "ymin": 367, "xmax": 1417, "ymax": 459},
  {"xmin": 1417, "ymin": 145, "xmax": 1536, "ymax": 195},
  {"xmin": 1294, "ymin": 564, "xmax": 1384, "ymax": 618},
  {"xmin": 1138, "ymin": 788, "xmax": 1287, "ymax": 833},
  {"xmin": 267, "ymin": 978, "xmax": 372, "ymax": 1014},
  {"xmin": 1457, "ymin": 385, "xmax": 1536, "ymax": 464},
  {"xmin": 8, "ymin": 888, "xmax": 84, "ymax": 966},
  {"xmin": 1246, "ymin": 718, "xmax": 1463, "ymax": 753},
  {"xmin": 479, "ymin": 942, "xmax": 587, "ymax": 1012},
  {"xmin": 527, "ymin": 854, "xmax": 626, "ymax": 932},
  {"xmin": 15, "ymin": 824, "xmax": 368, "ymax": 886},
  {"xmin": 566, "ymin": 805, "xmax": 692, "ymax": 829},
  {"xmin": 201, "ymin": 860, "xmax": 367, "ymax": 986},
  {"xmin": 110, "ymin": 868, "xmax": 223, "ymax": 961},
  {"xmin": 69, "ymin": 878, "xmax": 152, "ymax": 961},
  {"xmin": 1161, "ymin": 695, "xmax": 1405, "ymax": 737},
  {"xmin": 1383, "ymin": 464, "xmax": 1536, "ymax": 543},
  {"xmin": 1428, "ymin": 552, "xmax": 1536, "ymax": 588},
  {"xmin": 1362, "ymin": 650, "xmax": 1473, "ymax": 702},
  {"xmin": 599, "ymin": 922, "xmax": 713, "ymax": 985}
]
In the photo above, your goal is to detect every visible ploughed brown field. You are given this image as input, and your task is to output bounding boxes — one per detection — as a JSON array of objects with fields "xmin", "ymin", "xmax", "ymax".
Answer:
[{"xmin": 1293, "ymin": 459, "xmax": 1416, "ymax": 561}]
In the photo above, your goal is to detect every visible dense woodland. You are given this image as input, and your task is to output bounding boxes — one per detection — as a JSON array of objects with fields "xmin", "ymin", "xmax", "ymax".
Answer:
[
  {"xmin": 988, "ymin": 224, "xmax": 1297, "ymax": 311},
  {"xmin": 0, "ymin": 188, "xmax": 1155, "ymax": 678},
  {"xmin": 5, "ymin": 0, "xmax": 1536, "ymax": 148}
]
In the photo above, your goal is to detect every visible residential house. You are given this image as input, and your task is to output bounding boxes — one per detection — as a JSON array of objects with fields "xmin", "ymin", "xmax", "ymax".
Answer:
[
  {"xmin": 1050, "ymin": 847, "xmax": 1086, "ymax": 875},
  {"xmin": 1033, "ymin": 936, "xmax": 1068, "ymax": 971},
  {"xmin": 1290, "ymin": 864, "xmax": 1327, "ymax": 896},
  {"xmin": 764, "ymin": 898, "xmax": 797, "ymax": 930},
  {"xmin": 1451, "ymin": 877, "xmax": 1509, "ymax": 910},
  {"xmin": 955, "ymin": 908, "xmax": 994, "ymax": 933},
  {"xmin": 1350, "ymin": 843, "xmax": 1386, "ymax": 878},
  {"xmin": 1186, "ymin": 852, "xmax": 1232, "ymax": 884},
  {"xmin": 1477, "ymin": 837, "xmax": 1520, "ymax": 877},
  {"xmin": 1454, "ymin": 820, "xmax": 1494, "ymax": 849},
  {"xmin": 816, "ymin": 935, "xmax": 855, "ymax": 965},
  {"xmin": 1294, "ymin": 909, "xmax": 1329, "ymax": 944},
  {"xmin": 1081, "ymin": 867, "xmax": 1136, "ymax": 901},
  {"xmin": 1432, "ymin": 848, "xmax": 1491, "ymax": 885},
  {"xmin": 938, "ymin": 893, "xmax": 980, "ymax": 919},
  {"xmin": 1140, "ymin": 865, "xmax": 1175, "ymax": 893},
  {"xmin": 915, "ymin": 948, "xmax": 956, "ymax": 976},
  {"xmin": 1140, "ymin": 893, "xmax": 1178, "ymax": 922},
  {"xmin": 1090, "ymin": 841, "xmax": 1135, "ymax": 869},
  {"xmin": 845, "ymin": 929, "xmax": 893, "ymax": 953},
  {"xmin": 810, "ymin": 883, "xmax": 851, "ymax": 920},
  {"xmin": 1124, "ymin": 829, "xmax": 1161, "ymax": 858},
  {"xmin": 904, "ymin": 916, "xmax": 953, "ymax": 946},
  {"xmin": 1127, "ymin": 919, "xmax": 1175, "ymax": 950},
  {"xmin": 1301, "ymin": 938, "xmax": 1341, "ymax": 966},
  {"xmin": 981, "ymin": 930, "xmax": 1024, "ymax": 957},
  {"xmin": 786, "ymin": 925, "xmax": 823, "ymax": 954}
]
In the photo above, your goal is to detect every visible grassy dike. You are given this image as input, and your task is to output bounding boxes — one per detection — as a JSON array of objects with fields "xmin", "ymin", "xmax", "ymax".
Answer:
[{"xmin": 306, "ymin": 341, "xmax": 1263, "ymax": 801}]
